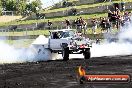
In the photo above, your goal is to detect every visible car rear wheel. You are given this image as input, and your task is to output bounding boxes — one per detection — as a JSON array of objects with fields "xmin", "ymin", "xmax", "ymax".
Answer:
[
  {"xmin": 62, "ymin": 47, "xmax": 69, "ymax": 61},
  {"xmin": 83, "ymin": 49, "xmax": 91, "ymax": 59}
]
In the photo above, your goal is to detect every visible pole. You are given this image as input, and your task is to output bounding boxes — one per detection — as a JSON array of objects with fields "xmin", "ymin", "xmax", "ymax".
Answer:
[{"xmin": 26, "ymin": 28, "xmax": 27, "ymax": 36}]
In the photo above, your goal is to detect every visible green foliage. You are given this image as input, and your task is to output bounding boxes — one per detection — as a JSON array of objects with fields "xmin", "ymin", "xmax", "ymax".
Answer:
[
  {"xmin": 5, "ymin": 0, "xmax": 17, "ymax": 11},
  {"xmin": 30, "ymin": 0, "xmax": 41, "ymax": 13},
  {"xmin": 0, "ymin": 0, "xmax": 2, "ymax": 15},
  {"xmin": 17, "ymin": 0, "xmax": 27, "ymax": 15},
  {"xmin": 0, "ymin": 0, "xmax": 42, "ymax": 16}
]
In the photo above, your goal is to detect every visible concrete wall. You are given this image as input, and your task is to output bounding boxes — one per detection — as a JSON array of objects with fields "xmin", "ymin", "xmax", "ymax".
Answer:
[
  {"xmin": 45, "ymin": 5, "xmax": 108, "ymax": 17},
  {"xmin": 44, "ymin": 2, "xmax": 132, "ymax": 18},
  {"xmin": 50, "ymin": 0, "xmax": 103, "ymax": 10},
  {"xmin": 79, "ymin": 0, "xmax": 95, "ymax": 4}
]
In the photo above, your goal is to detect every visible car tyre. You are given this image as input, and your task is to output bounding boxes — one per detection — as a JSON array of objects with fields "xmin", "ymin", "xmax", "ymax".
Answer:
[
  {"xmin": 84, "ymin": 48, "xmax": 91, "ymax": 59},
  {"xmin": 62, "ymin": 47, "xmax": 69, "ymax": 61}
]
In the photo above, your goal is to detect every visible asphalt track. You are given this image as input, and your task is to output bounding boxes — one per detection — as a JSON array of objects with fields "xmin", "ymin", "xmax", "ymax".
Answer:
[{"xmin": 1, "ymin": 55, "xmax": 132, "ymax": 88}]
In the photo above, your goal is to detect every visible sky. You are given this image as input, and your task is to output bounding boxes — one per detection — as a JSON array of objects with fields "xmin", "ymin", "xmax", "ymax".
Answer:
[{"xmin": 41, "ymin": 0, "xmax": 63, "ymax": 8}]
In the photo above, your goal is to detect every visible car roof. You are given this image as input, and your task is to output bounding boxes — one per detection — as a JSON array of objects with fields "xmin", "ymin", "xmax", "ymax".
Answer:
[{"xmin": 50, "ymin": 29, "xmax": 73, "ymax": 32}]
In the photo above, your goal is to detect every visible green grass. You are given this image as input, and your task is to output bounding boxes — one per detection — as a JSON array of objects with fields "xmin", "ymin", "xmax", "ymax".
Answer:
[
  {"xmin": 68, "ymin": 0, "xmax": 78, "ymax": 2},
  {"xmin": 0, "ymin": 27, "xmax": 105, "ymax": 36},
  {"xmin": 0, "ymin": 30, "xmax": 50, "ymax": 36},
  {"xmin": 43, "ymin": 0, "xmax": 132, "ymax": 13},
  {"xmin": 0, "ymin": 12, "xmax": 108, "ymax": 27},
  {"xmin": 47, "ymin": 13, "xmax": 108, "ymax": 21},
  {"xmin": 1, "ymin": 39, "xmax": 35, "ymax": 48},
  {"xmin": 0, "ymin": 26, "xmax": 119, "ymax": 37}
]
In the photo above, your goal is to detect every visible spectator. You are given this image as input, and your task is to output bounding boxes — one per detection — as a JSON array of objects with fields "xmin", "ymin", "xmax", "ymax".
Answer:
[
  {"xmin": 75, "ymin": 18, "xmax": 82, "ymax": 33},
  {"xmin": 100, "ymin": 17, "xmax": 106, "ymax": 33},
  {"xmin": 47, "ymin": 20, "xmax": 52, "ymax": 30},
  {"xmin": 115, "ymin": 10, "xmax": 121, "ymax": 30},
  {"xmin": 91, "ymin": 18, "xmax": 98, "ymax": 33},
  {"xmin": 120, "ymin": 15, "xmax": 125, "ymax": 26},
  {"xmin": 121, "ymin": 0, "xmax": 125, "ymax": 11},
  {"xmin": 79, "ymin": 17, "xmax": 85, "ymax": 33},
  {"xmin": 71, "ymin": 8, "xmax": 77, "ymax": 15},
  {"xmin": 128, "ymin": 12, "xmax": 132, "ymax": 16},
  {"xmin": 108, "ymin": 10, "xmax": 113, "ymax": 20},
  {"xmin": 110, "ymin": 11, "xmax": 117, "ymax": 28},
  {"xmin": 80, "ymin": 17, "xmax": 84, "ymax": 25},
  {"xmin": 82, "ymin": 20, "xmax": 87, "ymax": 35},
  {"xmin": 123, "ymin": 11, "xmax": 131, "ymax": 28},
  {"xmin": 128, "ymin": 12, "xmax": 132, "ymax": 23},
  {"xmin": 105, "ymin": 19, "xmax": 112, "ymax": 32},
  {"xmin": 62, "ymin": 0, "xmax": 67, "ymax": 7},
  {"xmin": 65, "ymin": 19, "xmax": 71, "ymax": 29}
]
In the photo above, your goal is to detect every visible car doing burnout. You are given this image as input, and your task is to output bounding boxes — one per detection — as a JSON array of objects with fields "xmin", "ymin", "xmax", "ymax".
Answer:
[
  {"xmin": 48, "ymin": 29, "xmax": 91, "ymax": 60},
  {"xmin": 33, "ymin": 29, "xmax": 92, "ymax": 61}
]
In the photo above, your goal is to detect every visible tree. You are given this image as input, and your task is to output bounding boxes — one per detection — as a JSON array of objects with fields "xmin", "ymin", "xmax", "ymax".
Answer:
[
  {"xmin": 0, "ymin": 0, "xmax": 2, "ymax": 15},
  {"xmin": 0, "ymin": 0, "xmax": 43, "ymax": 16},
  {"xmin": 1, "ymin": 0, "xmax": 6, "ymax": 10},
  {"xmin": 35, "ymin": 0, "xmax": 42, "ymax": 10},
  {"xmin": 5, "ymin": 0, "xmax": 17, "ymax": 11},
  {"xmin": 30, "ymin": 0, "xmax": 42, "ymax": 13},
  {"xmin": 16, "ymin": 0, "xmax": 27, "ymax": 15}
]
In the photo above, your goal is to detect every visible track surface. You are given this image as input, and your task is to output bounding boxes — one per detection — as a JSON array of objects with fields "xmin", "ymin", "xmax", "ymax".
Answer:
[{"xmin": 1, "ymin": 55, "xmax": 132, "ymax": 88}]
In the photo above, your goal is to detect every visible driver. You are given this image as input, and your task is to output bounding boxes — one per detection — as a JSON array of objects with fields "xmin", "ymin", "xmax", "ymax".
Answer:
[{"xmin": 53, "ymin": 32, "xmax": 59, "ymax": 39}]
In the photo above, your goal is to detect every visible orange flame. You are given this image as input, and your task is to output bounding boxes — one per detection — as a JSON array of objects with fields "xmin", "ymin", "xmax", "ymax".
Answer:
[{"xmin": 78, "ymin": 66, "xmax": 86, "ymax": 76}]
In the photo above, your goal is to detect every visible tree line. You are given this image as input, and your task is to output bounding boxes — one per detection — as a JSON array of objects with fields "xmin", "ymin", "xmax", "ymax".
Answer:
[{"xmin": 0, "ymin": 0, "xmax": 42, "ymax": 16}]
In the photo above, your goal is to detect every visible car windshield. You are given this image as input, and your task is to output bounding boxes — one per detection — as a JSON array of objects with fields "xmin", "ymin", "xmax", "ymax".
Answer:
[{"xmin": 60, "ymin": 31, "xmax": 74, "ymax": 38}]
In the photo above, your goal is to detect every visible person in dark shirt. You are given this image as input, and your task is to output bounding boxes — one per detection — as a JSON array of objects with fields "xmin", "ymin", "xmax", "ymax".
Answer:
[
  {"xmin": 76, "ymin": 18, "xmax": 82, "ymax": 33},
  {"xmin": 65, "ymin": 19, "xmax": 71, "ymax": 29},
  {"xmin": 47, "ymin": 20, "xmax": 52, "ymax": 30},
  {"xmin": 110, "ymin": 11, "xmax": 118, "ymax": 28},
  {"xmin": 105, "ymin": 19, "xmax": 112, "ymax": 32},
  {"xmin": 100, "ymin": 18, "xmax": 106, "ymax": 33},
  {"xmin": 53, "ymin": 32, "xmax": 59, "ymax": 39}
]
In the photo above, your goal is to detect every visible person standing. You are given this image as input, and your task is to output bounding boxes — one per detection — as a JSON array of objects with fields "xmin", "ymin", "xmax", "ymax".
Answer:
[
  {"xmin": 76, "ymin": 18, "xmax": 82, "ymax": 33},
  {"xmin": 105, "ymin": 19, "xmax": 112, "ymax": 32},
  {"xmin": 83, "ymin": 20, "xmax": 87, "ymax": 35},
  {"xmin": 91, "ymin": 19, "xmax": 98, "ymax": 33},
  {"xmin": 100, "ymin": 18, "xmax": 106, "ymax": 33},
  {"xmin": 65, "ymin": 19, "xmax": 71, "ymax": 29},
  {"xmin": 47, "ymin": 20, "xmax": 52, "ymax": 30}
]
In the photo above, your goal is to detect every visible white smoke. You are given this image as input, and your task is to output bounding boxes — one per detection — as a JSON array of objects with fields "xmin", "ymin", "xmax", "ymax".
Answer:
[
  {"xmin": 0, "ymin": 34, "xmax": 60, "ymax": 64},
  {"xmin": 0, "ymin": 41, "xmax": 53, "ymax": 64},
  {"xmin": 91, "ymin": 18, "xmax": 132, "ymax": 57},
  {"xmin": 91, "ymin": 42, "xmax": 132, "ymax": 57}
]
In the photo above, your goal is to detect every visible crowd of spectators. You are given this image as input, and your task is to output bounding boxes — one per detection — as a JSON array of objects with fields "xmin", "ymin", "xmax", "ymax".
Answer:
[
  {"xmin": 46, "ymin": 9, "xmax": 132, "ymax": 34},
  {"xmin": 90, "ymin": 9, "xmax": 132, "ymax": 33},
  {"xmin": 65, "ymin": 17, "xmax": 87, "ymax": 34},
  {"xmin": 93, "ymin": 10, "xmax": 131, "ymax": 33},
  {"xmin": 100, "ymin": 9, "xmax": 131, "ymax": 32}
]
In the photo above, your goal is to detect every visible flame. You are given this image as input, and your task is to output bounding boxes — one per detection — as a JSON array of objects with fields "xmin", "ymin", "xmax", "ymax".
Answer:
[{"xmin": 78, "ymin": 66, "xmax": 86, "ymax": 76}]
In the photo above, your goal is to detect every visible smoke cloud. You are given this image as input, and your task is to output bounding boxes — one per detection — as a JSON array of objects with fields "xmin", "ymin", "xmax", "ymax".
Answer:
[
  {"xmin": 0, "ymin": 41, "xmax": 53, "ymax": 64},
  {"xmin": 91, "ymin": 18, "xmax": 132, "ymax": 57}
]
